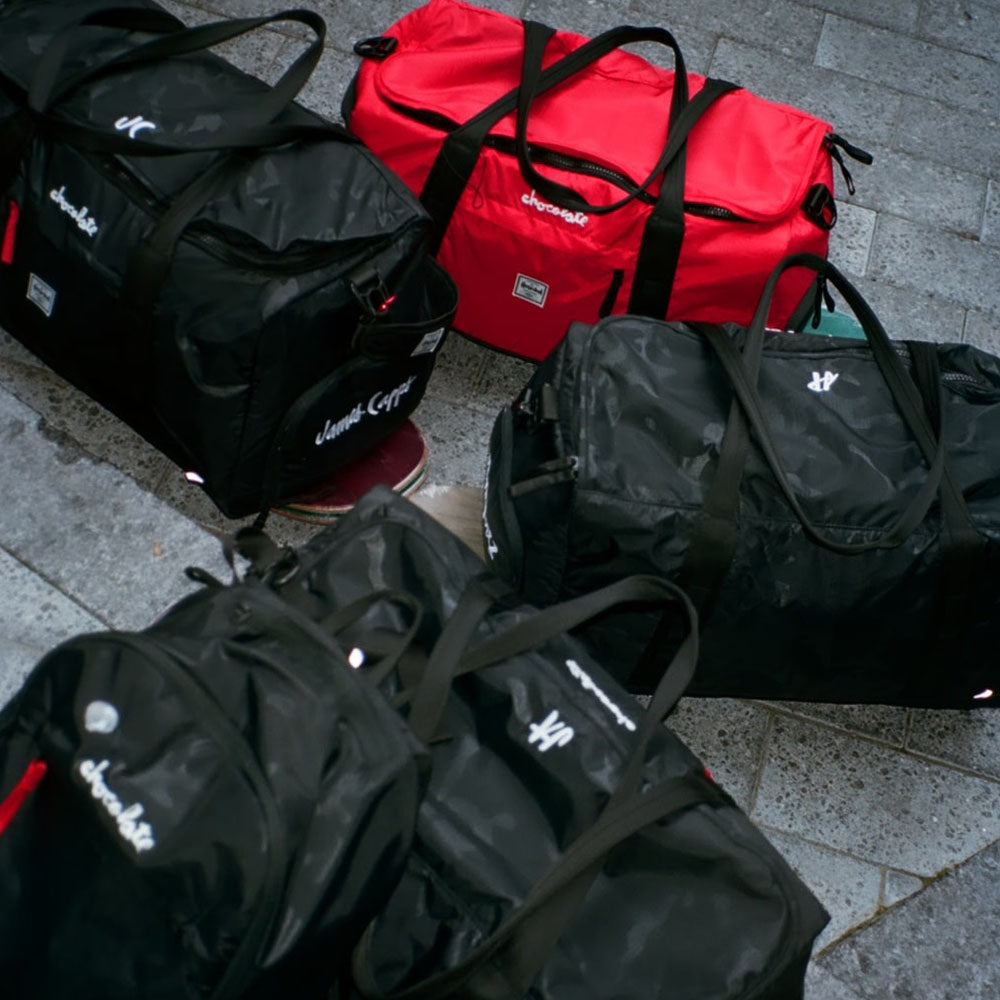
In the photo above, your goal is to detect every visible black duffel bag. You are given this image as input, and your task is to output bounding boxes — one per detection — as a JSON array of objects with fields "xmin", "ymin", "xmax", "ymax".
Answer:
[
  {"xmin": 484, "ymin": 253, "xmax": 1000, "ymax": 708},
  {"xmin": 0, "ymin": 0, "xmax": 457, "ymax": 518},
  {"xmin": 252, "ymin": 486, "xmax": 828, "ymax": 1000},
  {"xmin": 0, "ymin": 568, "xmax": 427, "ymax": 999}
]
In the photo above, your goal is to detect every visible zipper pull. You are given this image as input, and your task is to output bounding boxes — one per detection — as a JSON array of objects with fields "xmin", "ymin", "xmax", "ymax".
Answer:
[
  {"xmin": 825, "ymin": 134, "xmax": 873, "ymax": 197},
  {"xmin": 1, "ymin": 200, "xmax": 19, "ymax": 265}
]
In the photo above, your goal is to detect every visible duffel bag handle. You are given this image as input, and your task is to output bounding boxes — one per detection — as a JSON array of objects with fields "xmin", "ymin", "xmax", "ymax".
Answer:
[
  {"xmin": 699, "ymin": 253, "xmax": 957, "ymax": 554},
  {"xmin": 417, "ymin": 22, "xmax": 737, "ymax": 252},
  {"xmin": 353, "ymin": 574, "xmax": 730, "ymax": 1000},
  {"xmin": 406, "ymin": 573, "xmax": 699, "ymax": 768},
  {"xmin": 28, "ymin": 7, "xmax": 325, "ymax": 138},
  {"xmin": 351, "ymin": 769, "xmax": 730, "ymax": 1000}
]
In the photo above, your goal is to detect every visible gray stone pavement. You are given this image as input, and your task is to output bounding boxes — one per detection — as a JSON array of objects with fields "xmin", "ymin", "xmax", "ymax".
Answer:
[{"xmin": 1, "ymin": 0, "xmax": 999, "ymax": 996}]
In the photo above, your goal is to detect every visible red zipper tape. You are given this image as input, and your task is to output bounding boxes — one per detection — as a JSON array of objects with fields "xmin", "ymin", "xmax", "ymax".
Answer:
[
  {"xmin": 0, "ymin": 759, "xmax": 48, "ymax": 836},
  {"xmin": 1, "ymin": 200, "xmax": 20, "ymax": 265}
]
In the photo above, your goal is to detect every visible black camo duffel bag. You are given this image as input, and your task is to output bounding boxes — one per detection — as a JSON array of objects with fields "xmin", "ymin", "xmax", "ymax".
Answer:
[
  {"xmin": 0, "ymin": 564, "xmax": 427, "ymax": 999},
  {"xmin": 251, "ymin": 486, "xmax": 829, "ymax": 1000},
  {"xmin": 484, "ymin": 253, "xmax": 1000, "ymax": 708},
  {"xmin": 0, "ymin": 0, "xmax": 457, "ymax": 518}
]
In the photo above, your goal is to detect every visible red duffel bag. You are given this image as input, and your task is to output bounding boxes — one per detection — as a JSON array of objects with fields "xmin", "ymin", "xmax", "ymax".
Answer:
[{"xmin": 343, "ymin": 0, "xmax": 870, "ymax": 360}]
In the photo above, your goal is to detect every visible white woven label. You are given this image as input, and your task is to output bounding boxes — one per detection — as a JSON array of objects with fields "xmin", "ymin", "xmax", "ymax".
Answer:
[
  {"xmin": 26, "ymin": 273, "xmax": 56, "ymax": 317},
  {"xmin": 513, "ymin": 273, "xmax": 548, "ymax": 308}
]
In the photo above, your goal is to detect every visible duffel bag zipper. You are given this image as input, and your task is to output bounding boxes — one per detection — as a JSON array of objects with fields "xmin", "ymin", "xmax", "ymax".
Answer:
[
  {"xmin": 93, "ymin": 154, "xmax": 404, "ymax": 276},
  {"xmin": 107, "ymin": 634, "xmax": 288, "ymax": 1000},
  {"xmin": 384, "ymin": 98, "xmax": 751, "ymax": 222}
]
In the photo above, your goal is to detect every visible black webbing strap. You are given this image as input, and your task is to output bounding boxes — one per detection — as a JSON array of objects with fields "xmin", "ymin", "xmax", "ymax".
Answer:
[
  {"xmin": 418, "ymin": 23, "xmax": 701, "ymax": 253},
  {"xmin": 352, "ymin": 769, "xmax": 728, "ymax": 1000},
  {"xmin": 353, "ymin": 574, "xmax": 704, "ymax": 999},
  {"xmin": 627, "ymin": 77, "xmax": 739, "ymax": 318}
]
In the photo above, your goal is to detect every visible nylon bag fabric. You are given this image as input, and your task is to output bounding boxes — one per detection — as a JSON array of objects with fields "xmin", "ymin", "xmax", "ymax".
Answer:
[
  {"xmin": 0, "ymin": 0, "xmax": 457, "ymax": 518},
  {"xmin": 258, "ymin": 486, "xmax": 829, "ymax": 1000},
  {"xmin": 483, "ymin": 253, "xmax": 1000, "ymax": 708},
  {"xmin": 343, "ymin": 0, "xmax": 868, "ymax": 360},
  {"xmin": 0, "ymin": 568, "xmax": 427, "ymax": 1000}
]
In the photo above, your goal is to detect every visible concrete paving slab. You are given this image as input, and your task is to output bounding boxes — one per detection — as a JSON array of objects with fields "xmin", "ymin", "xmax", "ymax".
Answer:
[
  {"xmin": 709, "ymin": 38, "xmax": 901, "ymax": 140},
  {"xmin": 983, "ymin": 178, "xmax": 1000, "ymax": 247},
  {"xmin": 816, "ymin": 14, "xmax": 1000, "ymax": 116},
  {"xmin": 804, "ymin": 964, "xmax": 865, "ymax": 1000},
  {"xmin": 753, "ymin": 715, "xmax": 1000, "ymax": 876},
  {"xmin": 760, "ymin": 827, "xmax": 884, "ymax": 953},
  {"xmin": 916, "ymin": 0, "xmax": 1000, "ymax": 62},
  {"xmin": 414, "ymin": 396, "xmax": 494, "ymax": 488},
  {"xmin": 157, "ymin": 0, "xmax": 289, "ymax": 76},
  {"xmin": 828, "ymin": 202, "xmax": 875, "ymax": 278},
  {"xmin": 423, "ymin": 334, "xmax": 491, "ymax": 409},
  {"xmin": 0, "ymin": 388, "xmax": 230, "ymax": 632},
  {"xmin": 964, "ymin": 308, "xmax": 1000, "ymax": 353},
  {"xmin": 880, "ymin": 867, "xmax": 924, "ymax": 908},
  {"xmin": 470, "ymin": 348, "xmax": 535, "ymax": 414},
  {"xmin": 0, "ymin": 547, "xmax": 104, "ymax": 708},
  {"xmin": 765, "ymin": 702, "xmax": 909, "ymax": 748},
  {"xmin": 817, "ymin": 839, "xmax": 1000, "ymax": 1000},
  {"xmin": 907, "ymin": 709, "xmax": 1000, "ymax": 782},
  {"xmin": 869, "ymin": 214, "xmax": 1000, "ymax": 316},
  {"xmin": 822, "ymin": 276, "xmax": 967, "ymax": 345},
  {"xmin": 893, "ymin": 94, "xmax": 1000, "ymax": 178},
  {"xmin": 523, "ymin": 0, "xmax": 631, "ymax": 38},
  {"xmin": 0, "ymin": 359, "xmax": 170, "ymax": 495},
  {"xmin": 842, "ymin": 142, "xmax": 987, "ymax": 239},
  {"xmin": 629, "ymin": 0, "xmax": 824, "ymax": 61},
  {"xmin": 663, "ymin": 697, "xmax": 771, "ymax": 812}
]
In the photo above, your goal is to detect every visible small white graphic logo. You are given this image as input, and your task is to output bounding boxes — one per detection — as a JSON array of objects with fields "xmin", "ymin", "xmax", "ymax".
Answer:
[
  {"xmin": 565, "ymin": 660, "xmax": 637, "ymax": 732},
  {"xmin": 49, "ymin": 185, "xmax": 99, "ymax": 237},
  {"xmin": 315, "ymin": 376, "xmax": 417, "ymax": 446},
  {"xmin": 78, "ymin": 758, "xmax": 156, "ymax": 853},
  {"xmin": 84, "ymin": 701, "xmax": 120, "ymax": 734},
  {"xmin": 482, "ymin": 456, "xmax": 499, "ymax": 559},
  {"xmin": 521, "ymin": 189, "xmax": 589, "ymax": 228},
  {"xmin": 808, "ymin": 371, "xmax": 840, "ymax": 393},
  {"xmin": 527, "ymin": 710, "xmax": 575, "ymax": 752},
  {"xmin": 26, "ymin": 273, "xmax": 56, "ymax": 317},
  {"xmin": 411, "ymin": 327, "xmax": 445, "ymax": 357},
  {"xmin": 114, "ymin": 115, "xmax": 157, "ymax": 140},
  {"xmin": 513, "ymin": 273, "xmax": 549, "ymax": 308}
]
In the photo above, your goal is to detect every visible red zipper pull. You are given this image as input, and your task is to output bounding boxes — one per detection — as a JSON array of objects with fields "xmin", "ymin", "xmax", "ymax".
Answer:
[
  {"xmin": 1, "ymin": 200, "xmax": 19, "ymax": 265},
  {"xmin": 0, "ymin": 759, "xmax": 48, "ymax": 836}
]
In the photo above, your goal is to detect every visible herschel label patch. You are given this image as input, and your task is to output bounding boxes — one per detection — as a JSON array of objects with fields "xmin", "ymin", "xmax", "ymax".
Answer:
[
  {"xmin": 513, "ymin": 273, "xmax": 548, "ymax": 308},
  {"xmin": 26, "ymin": 273, "xmax": 56, "ymax": 317}
]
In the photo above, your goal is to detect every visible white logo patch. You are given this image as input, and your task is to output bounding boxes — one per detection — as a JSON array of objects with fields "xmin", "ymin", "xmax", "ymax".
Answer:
[
  {"xmin": 84, "ymin": 701, "xmax": 120, "ymax": 734},
  {"xmin": 808, "ymin": 371, "xmax": 840, "ymax": 393},
  {"xmin": 114, "ymin": 115, "xmax": 157, "ymax": 139},
  {"xmin": 49, "ymin": 185, "xmax": 99, "ymax": 237},
  {"xmin": 315, "ymin": 375, "xmax": 417, "ymax": 446},
  {"xmin": 513, "ymin": 273, "xmax": 549, "ymax": 308},
  {"xmin": 528, "ymin": 710, "xmax": 575, "ymax": 752},
  {"xmin": 26, "ymin": 273, "xmax": 56, "ymax": 317},
  {"xmin": 521, "ymin": 189, "xmax": 589, "ymax": 228},
  {"xmin": 78, "ymin": 759, "xmax": 156, "ymax": 853},
  {"xmin": 565, "ymin": 660, "xmax": 637, "ymax": 732}
]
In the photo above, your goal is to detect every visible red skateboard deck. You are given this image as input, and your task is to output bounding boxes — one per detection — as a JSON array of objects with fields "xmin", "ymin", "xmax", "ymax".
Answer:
[{"xmin": 272, "ymin": 420, "xmax": 429, "ymax": 523}]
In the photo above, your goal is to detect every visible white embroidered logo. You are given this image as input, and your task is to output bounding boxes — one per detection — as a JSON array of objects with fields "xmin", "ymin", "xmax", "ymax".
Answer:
[
  {"xmin": 565, "ymin": 660, "xmax": 637, "ymax": 732},
  {"xmin": 49, "ymin": 185, "xmax": 99, "ymax": 237},
  {"xmin": 78, "ymin": 759, "xmax": 156, "ymax": 853},
  {"xmin": 115, "ymin": 115, "xmax": 157, "ymax": 139},
  {"xmin": 482, "ymin": 456, "xmax": 499, "ymax": 559},
  {"xmin": 527, "ymin": 710, "xmax": 575, "ymax": 752},
  {"xmin": 84, "ymin": 701, "xmax": 120, "ymax": 734},
  {"xmin": 808, "ymin": 371, "xmax": 840, "ymax": 393},
  {"xmin": 315, "ymin": 376, "xmax": 417, "ymax": 446},
  {"xmin": 521, "ymin": 189, "xmax": 589, "ymax": 228}
]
